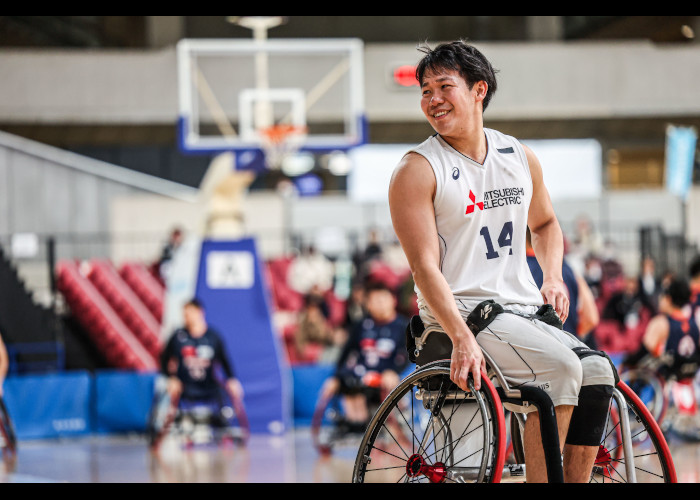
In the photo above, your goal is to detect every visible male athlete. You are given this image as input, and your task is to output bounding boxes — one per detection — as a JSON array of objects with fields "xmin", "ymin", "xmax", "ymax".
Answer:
[
  {"xmin": 389, "ymin": 40, "xmax": 616, "ymax": 483},
  {"xmin": 320, "ymin": 281, "xmax": 409, "ymax": 433},
  {"xmin": 640, "ymin": 278, "xmax": 700, "ymax": 381},
  {"xmin": 160, "ymin": 299, "xmax": 243, "ymax": 406}
]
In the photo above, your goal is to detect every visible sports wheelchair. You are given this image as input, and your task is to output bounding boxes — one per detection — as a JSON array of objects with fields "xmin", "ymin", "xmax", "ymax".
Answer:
[
  {"xmin": 621, "ymin": 353, "xmax": 700, "ymax": 442},
  {"xmin": 147, "ymin": 377, "xmax": 249, "ymax": 451},
  {"xmin": 0, "ymin": 396, "xmax": 17, "ymax": 462},
  {"xmin": 352, "ymin": 349, "xmax": 677, "ymax": 483},
  {"xmin": 311, "ymin": 370, "xmax": 395, "ymax": 457}
]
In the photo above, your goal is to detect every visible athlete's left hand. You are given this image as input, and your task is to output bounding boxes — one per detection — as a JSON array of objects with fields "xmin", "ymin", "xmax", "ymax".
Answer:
[
  {"xmin": 540, "ymin": 278, "xmax": 569, "ymax": 323},
  {"xmin": 380, "ymin": 370, "xmax": 400, "ymax": 396},
  {"xmin": 226, "ymin": 378, "xmax": 244, "ymax": 401}
]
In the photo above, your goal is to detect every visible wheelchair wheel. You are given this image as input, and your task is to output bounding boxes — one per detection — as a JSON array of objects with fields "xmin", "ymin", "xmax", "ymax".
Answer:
[
  {"xmin": 619, "ymin": 368, "xmax": 667, "ymax": 425},
  {"xmin": 311, "ymin": 393, "xmax": 344, "ymax": 456},
  {"xmin": 221, "ymin": 388, "xmax": 250, "ymax": 447},
  {"xmin": 146, "ymin": 389, "xmax": 179, "ymax": 450},
  {"xmin": 0, "ymin": 397, "xmax": 17, "ymax": 458},
  {"xmin": 591, "ymin": 380, "xmax": 677, "ymax": 483},
  {"xmin": 352, "ymin": 361, "xmax": 506, "ymax": 483}
]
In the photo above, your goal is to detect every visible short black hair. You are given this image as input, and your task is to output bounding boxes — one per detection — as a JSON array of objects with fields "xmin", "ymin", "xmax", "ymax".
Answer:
[
  {"xmin": 184, "ymin": 298, "xmax": 204, "ymax": 310},
  {"xmin": 364, "ymin": 280, "xmax": 395, "ymax": 296},
  {"xmin": 662, "ymin": 278, "xmax": 691, "ymax": 309},
  {"xmin": 690, "ymin": 255, "xmax": 700, "ymax": 279},
  {"xmin": 415, "ymin": 40, "xmax": 499, "ymax": 111}
]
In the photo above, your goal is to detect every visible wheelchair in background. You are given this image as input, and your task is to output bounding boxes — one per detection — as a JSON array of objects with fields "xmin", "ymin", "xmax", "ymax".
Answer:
[
  {"xmin": 312, "ymin": 366, "xmax": 415, "ymax": 457},
  {"xmin": 621, "ymin": 354, "xmax": 700, "ymax": 442},
  {"xmin": 311, "ymin": 370, "xmax": 386, "ymax": 457},
  {"xmin": 352, "ymin": 352, "xmax": 677, "ymax": 483},
  {"xmin": 147, "ymin": 377, "xmax": 249, "ymax": 451}
]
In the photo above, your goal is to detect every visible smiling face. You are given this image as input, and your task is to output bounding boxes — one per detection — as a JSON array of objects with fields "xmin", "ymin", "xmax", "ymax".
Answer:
[{"xmin": 420, "ymin": 67, "xmax": 486, "ymax": 138}]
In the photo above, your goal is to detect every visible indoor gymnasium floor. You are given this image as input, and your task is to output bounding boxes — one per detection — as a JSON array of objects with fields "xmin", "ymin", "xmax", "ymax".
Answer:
[{"xmin": 2, "ymin": 427, "xmax": 700, "ymax": 483}]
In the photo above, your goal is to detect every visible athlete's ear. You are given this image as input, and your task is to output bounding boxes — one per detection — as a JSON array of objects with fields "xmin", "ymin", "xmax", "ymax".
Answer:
[{"xmin": 474, "ymin": 81, "xmax": 488, "ymax": 101}]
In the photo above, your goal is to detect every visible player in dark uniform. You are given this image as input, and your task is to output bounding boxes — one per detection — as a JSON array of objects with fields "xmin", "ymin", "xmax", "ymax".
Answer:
[
  {"xmin": 526, "ymin": 228, "xmax": 599, "ymax": 347},
  {"xmin": 320, "ymin": 281, "xmax": 409, "ymax": 432},
  {"xmin": 690, "ymin": 256, "xmax": 700, "ymax": 325},
  {"xmin": 160, "ymin": 298, "xmax": 243, "ymax": 409},
  {"xmin": 641, "ymin": 278, "xmax": 700, "ymax": 381}
]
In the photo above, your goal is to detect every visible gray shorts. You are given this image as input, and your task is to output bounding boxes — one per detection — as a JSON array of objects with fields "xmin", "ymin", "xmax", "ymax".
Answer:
[{"xmin": 416, "ymin": 305, "xmax": 616, "ymax": 414}]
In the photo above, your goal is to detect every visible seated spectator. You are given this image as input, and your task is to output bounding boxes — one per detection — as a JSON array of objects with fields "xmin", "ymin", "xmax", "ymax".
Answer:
[
  {"xmin": 317, "ymin": 326, "xmax": 349, "ymax": 366},
  {"xmin": 637, "ymin": 256, "xmax": 661, "ymax": 315},
  {"xmin": 319, "ymin": 281, "xmax": 409, "ymax": 433},
  {"xmin": 601, "ymin": 276, "xmax": 652, "ymax": 333},
  {"xmin": 288, "ymin": 245, "xmax": 335, "ymax": 296},
  {"xmin": 157, "ymin": 227, "xmax": 184, "ymax": 283},
  {"xmin": 343, "ymin": 282, "xmax": 367, "ymax": 330},
  {"xmin": 295, "ymin": 291, "xmax": 333, "ymax": 361}
]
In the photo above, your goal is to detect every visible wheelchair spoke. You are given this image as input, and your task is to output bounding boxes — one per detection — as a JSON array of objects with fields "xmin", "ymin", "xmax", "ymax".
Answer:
[
  {"xmin": 608, "ymin": 457, "xmax": 665, "ymax": 480},
  {"xmin": 367, "ymin": 444, "xmax": 409, "ymax": 462},
  {"xmin": 380, "ymin": 421, "xmax": 411, "ymax": 459}
]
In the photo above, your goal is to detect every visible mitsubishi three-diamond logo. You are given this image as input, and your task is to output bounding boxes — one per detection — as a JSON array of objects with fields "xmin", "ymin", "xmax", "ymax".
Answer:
[{"xmin": 466, "ymin": 190, "xmax": 484, "ymax": 215}]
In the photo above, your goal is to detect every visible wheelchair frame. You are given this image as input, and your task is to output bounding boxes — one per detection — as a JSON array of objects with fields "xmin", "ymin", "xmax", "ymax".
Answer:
[
  {"xmin": 352, "ymin": 350, "xmax": 677, "ymax": 483},
  {"xmin": 147, "ymin": 382, "xmax": 249, "ymax": 451}
]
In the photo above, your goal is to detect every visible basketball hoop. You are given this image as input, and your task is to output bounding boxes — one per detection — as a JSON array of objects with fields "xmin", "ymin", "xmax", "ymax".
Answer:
[{"xmin": 259, "ymin": 124, "xmax": 308, "ymax": 171}]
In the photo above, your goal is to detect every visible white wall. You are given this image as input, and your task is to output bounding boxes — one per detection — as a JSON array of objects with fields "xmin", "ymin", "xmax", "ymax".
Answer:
[{"xmin": 1, "ymin": 41, "xmax": 699, "ymax": 124}]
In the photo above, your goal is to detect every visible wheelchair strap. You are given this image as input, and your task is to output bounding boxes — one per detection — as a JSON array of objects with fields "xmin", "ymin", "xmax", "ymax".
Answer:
[{"xmin": 466, "ymin": 300, "xmax": 505, "ymax": 337}]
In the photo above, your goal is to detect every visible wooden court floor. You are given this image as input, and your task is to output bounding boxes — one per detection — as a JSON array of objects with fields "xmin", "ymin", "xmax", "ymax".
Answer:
[{"xmin": 2, "ymin": 427, "xmax": 700, "ymax": 483}]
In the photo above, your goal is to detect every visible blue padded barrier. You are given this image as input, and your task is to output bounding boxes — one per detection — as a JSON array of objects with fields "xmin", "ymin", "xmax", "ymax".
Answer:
[
  {"xmin": 3, "ymin": 372, "xmax": 92, "ymax": 440},
  {"xmin": 94, "ymin": 370, "xmax": 158, "ymax": 433}
]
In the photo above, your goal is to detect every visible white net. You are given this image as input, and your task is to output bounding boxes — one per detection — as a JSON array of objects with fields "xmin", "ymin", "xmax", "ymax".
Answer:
[{"xmin": 259, "ymin": 124, "xmax": 308, "ymax": 170}]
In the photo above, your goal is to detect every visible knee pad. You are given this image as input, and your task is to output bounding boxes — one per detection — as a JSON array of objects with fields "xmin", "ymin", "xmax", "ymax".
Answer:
[{"xmin": 565, "ymin": 384, "xmax": 613, "ymax": 447}]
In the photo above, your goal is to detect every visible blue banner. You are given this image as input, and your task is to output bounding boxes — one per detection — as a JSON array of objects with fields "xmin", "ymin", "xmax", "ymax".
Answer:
[
  {"xmin": 194, "ymin": 237, "xmax": 291, "ymax": 434},
  {"xmin": 665, "ymin": 125, "xmax": 698, "ymax": 201},
  {"xmin": 94, "ymin": 371, "xmax": 158, "ymax": 433},
  {"xmin": 3, "ymin": 372, "xmax": 92, "ymax": 440}
]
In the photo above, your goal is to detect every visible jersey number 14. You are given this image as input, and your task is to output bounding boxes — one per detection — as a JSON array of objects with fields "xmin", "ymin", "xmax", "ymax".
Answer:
[{"xmin": 479, "ymin": 221, "xmax": 513, "ymax": 260}]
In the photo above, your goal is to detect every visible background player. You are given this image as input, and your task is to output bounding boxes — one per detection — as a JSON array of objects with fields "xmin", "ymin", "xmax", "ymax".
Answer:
[
  {"xmin": 160, "ymin": 299, "xmax": 243, "ymax": 408},
  {"xmin": 640, "ymin": 277, "xmax": 700, "ymax": 380},
  {"xmin": 320, "ymin": 281, "xmax": 409, "ymax": 433}
]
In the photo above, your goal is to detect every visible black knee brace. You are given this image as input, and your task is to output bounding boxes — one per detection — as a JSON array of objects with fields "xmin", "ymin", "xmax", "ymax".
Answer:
[{"xmin": 565, "ymin": 384, "xmax": 613, "ymax": 446}]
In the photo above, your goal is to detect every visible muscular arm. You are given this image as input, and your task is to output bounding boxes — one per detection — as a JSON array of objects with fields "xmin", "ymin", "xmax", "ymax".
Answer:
[
  {"xmin": 389, "ymin": 152, "xmax": 484, "ymax": 391},
  {"xmin": 643, "ymin": 315, "xmax": 670, "ymax": 357},
  {"xmin": 159, "ymin": 333, "xmax": 177, "ymax": 376},
  {"xmin": 523, "ymin": 144, "xmax": 569, "ymax": 323}
]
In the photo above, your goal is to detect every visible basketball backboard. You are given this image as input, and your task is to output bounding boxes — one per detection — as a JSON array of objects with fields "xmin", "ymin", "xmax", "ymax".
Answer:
[{"xmin": 176, "ymin": 35, "xmax": 367, "ymax": 169}]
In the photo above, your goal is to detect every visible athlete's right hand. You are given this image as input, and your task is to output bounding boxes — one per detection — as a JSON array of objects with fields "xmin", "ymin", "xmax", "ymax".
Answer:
[
  {"xmin": 166, "ymin": 376, "xmax": 183, "ymax": 400},
  {"xmin": 450, "ymin": 332, "xmax": 486, "ymax": 392}
]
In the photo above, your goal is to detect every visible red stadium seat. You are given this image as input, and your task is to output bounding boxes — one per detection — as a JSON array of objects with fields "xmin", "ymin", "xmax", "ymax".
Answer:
[
  {"xmin": 88, "ymin": 259, "xmax": 161, "ymax": 359},
  {"xmin": 56, "ymin": 260, "xmax": 157, "ymax": 371},
  {"xmin": 119, "ymin": 262, "xmax": 164, "ymax": 323}
]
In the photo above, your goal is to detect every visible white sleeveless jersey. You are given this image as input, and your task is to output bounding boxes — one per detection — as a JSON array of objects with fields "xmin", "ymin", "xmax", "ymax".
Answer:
[{"xmin": 408, "ymin": 128, "xmax": 543, "ymax": 312}]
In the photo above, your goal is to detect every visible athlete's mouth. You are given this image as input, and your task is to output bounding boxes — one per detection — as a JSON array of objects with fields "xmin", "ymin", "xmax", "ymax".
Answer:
[{"xmin": 432, "ymin": 109, "xmax": 451, "ymax": 119}]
